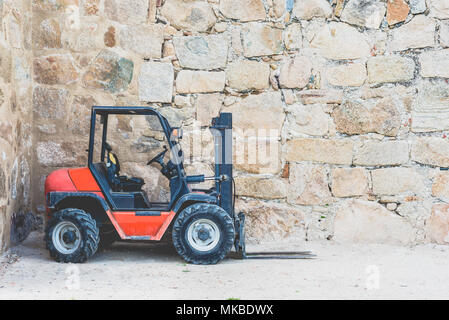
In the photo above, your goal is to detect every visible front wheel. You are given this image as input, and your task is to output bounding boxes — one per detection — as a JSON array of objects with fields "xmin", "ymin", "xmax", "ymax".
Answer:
[
  {"xmin": 172, "ymin": 204, "xmax": 235, "ymax": 265},
  {"xmin": 45, "ymin": 208, "xmax": 100, "ymax": 263}
]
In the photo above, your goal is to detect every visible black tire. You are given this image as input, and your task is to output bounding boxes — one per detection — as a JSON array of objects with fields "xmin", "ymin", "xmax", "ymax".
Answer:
[
  {"xmin": 45, "ymin": 208, "xmax": 100, "ymax": 263},
  {"xmin": 10, "ymin": 210, "xmax": 34, "ymax": 244},
  {"xmin": 172, "ymin": 203, "xmax": 235, "ymax": 265}
]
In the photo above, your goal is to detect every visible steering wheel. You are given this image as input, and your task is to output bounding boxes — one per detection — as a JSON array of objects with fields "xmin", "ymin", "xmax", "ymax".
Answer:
[{"xmin": 147, "ymin": 146, "xmax": 168, "ymax": 166}]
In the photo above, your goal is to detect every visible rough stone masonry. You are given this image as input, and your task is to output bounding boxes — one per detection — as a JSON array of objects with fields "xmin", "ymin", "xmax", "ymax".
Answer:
[{"xmin": 2, "ymin": 0, "xmax": 449, "ymax": 252}]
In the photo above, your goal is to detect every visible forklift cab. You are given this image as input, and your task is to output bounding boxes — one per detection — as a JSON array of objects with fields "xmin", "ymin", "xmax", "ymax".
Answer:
[{"xmin": 88, "ymin": 107, "xmax": 189, "ymax": 212}]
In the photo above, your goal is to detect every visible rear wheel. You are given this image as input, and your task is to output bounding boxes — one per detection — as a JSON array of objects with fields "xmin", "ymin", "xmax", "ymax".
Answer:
[
  {"xmin": 45, "ymin": 208, "xmax": 100, "ymax": 263},
  {"xmin": 172, "ymin": 203, "xmax": 235, "ymax": 265}
]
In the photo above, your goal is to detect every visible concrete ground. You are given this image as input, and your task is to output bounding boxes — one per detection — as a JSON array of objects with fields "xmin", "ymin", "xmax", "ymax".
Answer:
[{"xmin": 1, "ymin": 231, "xmax": 449, "ymax": 300}]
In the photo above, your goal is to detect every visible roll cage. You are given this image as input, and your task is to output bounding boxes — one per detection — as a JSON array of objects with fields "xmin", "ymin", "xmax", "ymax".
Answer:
[{"xmin": 87, "ymin": 106, "xmax": 211, "ymax": 212}]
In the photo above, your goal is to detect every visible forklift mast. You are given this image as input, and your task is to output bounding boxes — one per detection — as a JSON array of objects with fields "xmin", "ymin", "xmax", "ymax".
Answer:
[
  {"xmin": 212, "ymin": 113, "xmax": 316, "ymax": 260},
  {"xmin": 210, "ymin": 113, "xmax": 234, "ymax": 217}
]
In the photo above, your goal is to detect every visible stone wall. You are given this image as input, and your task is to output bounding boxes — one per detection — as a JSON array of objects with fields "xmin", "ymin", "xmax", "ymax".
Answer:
[
  {"xmin": 0, "ymin": 0, "xmax": 33, "ymax": 251},
  {"xmin": 3, "ymin": 0, "xmax": 449, "ymax": 251}
]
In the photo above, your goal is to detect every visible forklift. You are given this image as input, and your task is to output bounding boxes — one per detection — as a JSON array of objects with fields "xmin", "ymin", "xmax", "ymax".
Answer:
[{"xmin": 44, "ymin": 106, "xmax": 313, "ymax": 264}]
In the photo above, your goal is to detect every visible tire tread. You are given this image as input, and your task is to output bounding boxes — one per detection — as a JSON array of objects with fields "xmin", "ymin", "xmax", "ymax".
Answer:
[
  {"xmin": 172, "ymin": 203, "xmax": 234, "ymax": 265},
  {"xmin": 45, "ymin": 208, "xmax": 100, "ymax": 263}
]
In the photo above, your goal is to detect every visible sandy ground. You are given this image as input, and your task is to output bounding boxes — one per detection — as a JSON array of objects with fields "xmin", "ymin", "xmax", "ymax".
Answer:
[{"xmin": 0, "ymin": 231, "xmax": 449, "ymax": 300}]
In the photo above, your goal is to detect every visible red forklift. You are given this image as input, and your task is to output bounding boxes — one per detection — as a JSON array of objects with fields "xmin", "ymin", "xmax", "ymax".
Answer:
[{"xmin": 44, "ymin": 106, "xmax": 313, "ymax": 264}]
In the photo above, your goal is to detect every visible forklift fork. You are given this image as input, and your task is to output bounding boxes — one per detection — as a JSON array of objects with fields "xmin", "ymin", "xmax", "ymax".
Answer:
[{"xmin": 230, "ymin": 212, "xmax": 316, "ymax": 260}]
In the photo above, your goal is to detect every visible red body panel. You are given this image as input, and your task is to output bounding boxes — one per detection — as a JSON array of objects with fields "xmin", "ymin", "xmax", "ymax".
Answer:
[
  {"xmin": 45, "ymin": 167, "xmax": 176, "ymax": 240},
  {"xmin": 110, "ymin": 211, "xmax": 176, "ymax": 240},
  {"xmin": 45, "ymin": 169, "xmax": 77, "ymax": 195},
  {"xmin": 68, "ymin": 167, "xmax": 101, "ymax": 192}
]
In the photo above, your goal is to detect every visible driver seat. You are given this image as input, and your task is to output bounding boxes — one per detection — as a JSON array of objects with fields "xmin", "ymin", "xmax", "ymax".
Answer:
[{"xmin": 104, "ymin": 143, "xmax": 145, "ymax": 192}]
